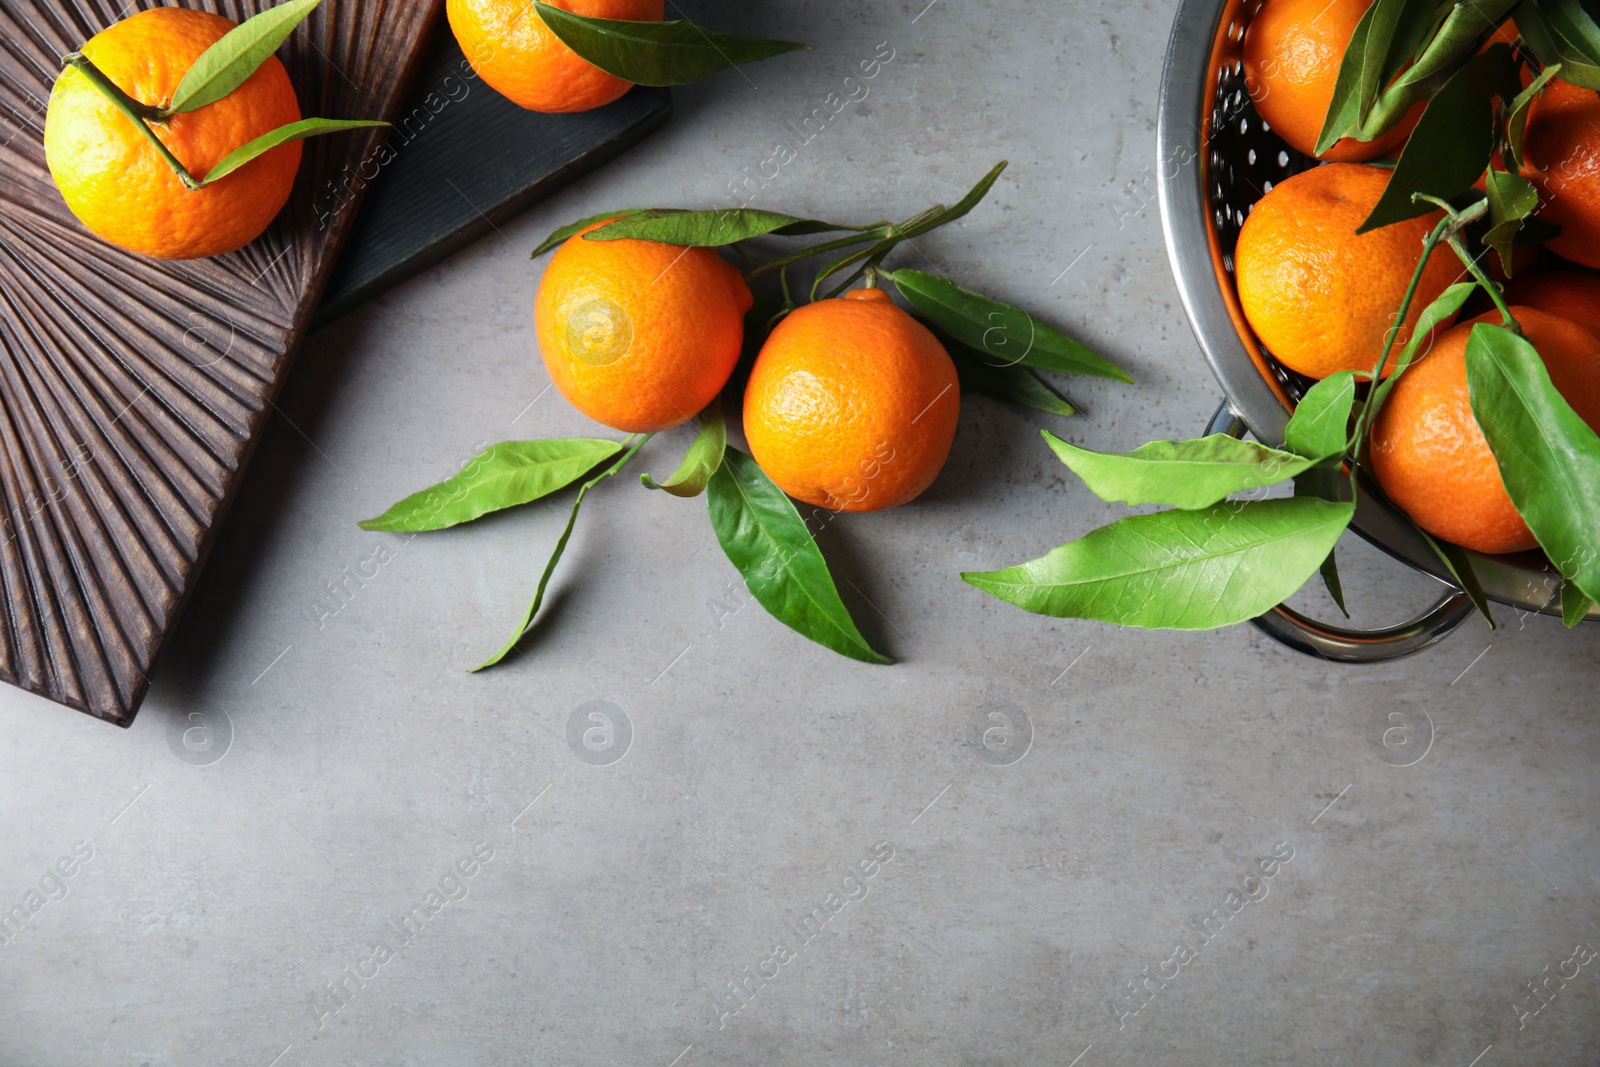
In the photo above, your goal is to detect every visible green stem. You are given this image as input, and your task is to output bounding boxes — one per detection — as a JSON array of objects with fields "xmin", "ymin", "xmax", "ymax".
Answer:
[
  {"xmin": 746, "ymin": 228, "xmax": 888, "ymax": 279},
  {"xmin": 1446, "ymin": 233, "xmax": 1520, "ymax": 332},
  {"xmin": 1372, "ymin": 217, "xmax": 1451, "ymax": 380},
  {"xmin": 811, "ymin": 252, "xmax": 875, "ymax": 301},
  {"xmin": 764, "ymin": 266, "xmax": 798, "ymax": 329},
  {"xmin": 751, "ymin": 180, "xmax": 989, "ymax": 302},
  {"xmin": 1348, "ymin": 212, "xmax": 1454, "ymax": 473},
  {"xmin": 777, "ymin": 264, "xmax": 797, "ymax": 317},
  {"xmin": 820, "ymin": 247, "xmax": 898, "ymax": 300},
  {"xmin": 1413, "ymin": 192, "xmax": 1487, "ymax": 231},
  {"xmin": 813, "ymin": 202, "xmax": 953, "ymax": 298},
  {"xmin": 1347, "ymin": 194, "xmax": 1495, "ymax": 473},
  {"xmin": 62, "ymin": 52, "xmax": 201, "ymax": 190},
  {"xmin": 894, "ymin": 202, "xmax": 955, "ymax": 239}
]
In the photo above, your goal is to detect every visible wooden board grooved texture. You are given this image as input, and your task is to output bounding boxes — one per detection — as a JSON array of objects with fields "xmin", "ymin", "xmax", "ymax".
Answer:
[{"xmin": 0, "ymin": 0, "xmax": 440, "ymax": 725}]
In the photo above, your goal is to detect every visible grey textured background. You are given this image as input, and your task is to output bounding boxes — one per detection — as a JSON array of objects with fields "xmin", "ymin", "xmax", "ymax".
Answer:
[{"xmin": 3, "ymin": 1, "xmax": 1598, "ymax": 1064}]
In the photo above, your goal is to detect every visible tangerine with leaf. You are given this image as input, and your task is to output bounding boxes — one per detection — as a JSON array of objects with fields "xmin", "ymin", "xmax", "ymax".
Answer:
[
  {"xmin": 447, "ymin": 0, "xmax": 807, "ymax": 113},
  {"xmin": 1242, "ymin": 0, "xmax": 1419, "ymax": 162},
  {"xmin": 43, "ymin": 0, "xmax": 385, "ymax": 260},
  {"xmin": 46, "ymin": 8, "xmax": 301, "ymax": 260},
  {"xmin": 364, "ymin": 164, "xmax": 1135, "ymax": 666},
  {"xmin": 1370, "ymin": 306, "xmax": 1600, "ymax": 555},
  {"xmin": 449, "ymin": 0, "xmax": 665, "ymax": 114}
]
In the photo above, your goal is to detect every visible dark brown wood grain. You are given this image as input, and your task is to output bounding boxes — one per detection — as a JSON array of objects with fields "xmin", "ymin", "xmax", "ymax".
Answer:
[{"xmin": 0, "ymin": 0, "xmax": 440, "ymax": 725}]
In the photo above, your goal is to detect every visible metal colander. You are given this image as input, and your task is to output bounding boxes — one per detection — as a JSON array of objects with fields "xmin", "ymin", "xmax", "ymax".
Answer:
[{"xmin": 1155, "ymin": 0, "xmax": 1595, "ymax": 660}]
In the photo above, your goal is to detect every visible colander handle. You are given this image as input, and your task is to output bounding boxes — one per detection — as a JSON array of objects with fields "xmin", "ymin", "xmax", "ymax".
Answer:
[{"xmin": 1206, "ymin": 402, "xmax": 1475, "ymax": 663}]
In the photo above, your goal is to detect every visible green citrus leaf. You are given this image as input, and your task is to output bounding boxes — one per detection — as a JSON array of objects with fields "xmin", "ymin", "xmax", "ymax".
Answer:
[
  {"xmin": 1388, "ymin": 0, "xmax": 1520, "ymax": 96},
  {"xmin": 1295, "ymin": 474, "xmax": 1350, "ymax": 617},
  {"xmin": 963, "ymin": 497, "xmax": 1356, "ymax": 630},
  {"xmin": 166, "ymin": 0, "xmax": 321, "ymax": 115},
  {"xmin": 1417, "ymin": 523, "xmax": 1497, "ymax": 628},
  {"xmin": 1520, "ymin": 4, "xmax": 1600, "ymax": 88},
  {"xmin": 1317, "ymin": 548, "xmax": 1350, "ymax": 617},
  {"xmin": 588, "ymin": 208, "xmax": 861, "ymax": 246},
  {"xmin": 818, "ymin": 160, "xmax": 1010, "ymax": 296},
  {"xmin": 1285, "ymin": 375, "xmax": 1356, "ymax": 617},
  {"xmin": 1359, "ymin": 45, "xmax": 1519, "ymax": 232},
  {"xmin": 1541, "ymin": 0, "xmax": 1600, "ymax": 69},
  {"xmin": 950, "ymin": 344, "xmax": 1075, "ymax": 417},
  {"xmin": 1483, "ymin": 168, "xmax": 1541, "ymax": 273},
  {"xmin": 472, "ymin": 436, "xmax": 647, "ymax": 672},
  {"xmin": 1285, "ymin": 371, "xmax": 1357, "ymax": 459},
  {"xmin": 706, "ymin": 449, "xmax": 891, "ymax": 664},
  {"xmin": 890, "ymin": 269, "xmax": 1131, "ymax": 382},
  {"xmin": 359, "ymin": 438, "xmax": 624, "ymax": 532},
  {"xmin": 1507, "ymin": 64, "xmax": 1562, "ymax": 171},
  {"xmin": 807, "ymin": 162, "xmax": 1010, "ymax": 300},
  {"xmin": 1326, "ymin": 0, "xmax": 1515, "ymax": 150},
  {"xmin": 532, "ymin": 3, "xmax": 807, "ymax": 86},
  {"xmin": 642, "ymin": 400, "xmax": 725, "ymax": 498},
  {"xmin": 1316, "ymin": 0, "xmax": 1435, "ymax": 154},
  {"xmin": 1466, "ymin": 322, "xmax": 1600, "ymax": 603},
  {"xmin": 1561, "ymin": 576, "xmax": 1593, "ymax": 627},
  {"xmin": 201, "ymin": 117, "xmax": 386, "ymax": 185},
  {"xmin": 1316, "ymin": 0, "xmax": 1381, "ymax": 154},
  {"xmin": 1043, "ymin": 431, "xmax": 1318, "ymax": 510},
  {"xmin": 532, "ymin": 208, "xmax": 648, "ymax": 257},
  {"xmin": 902, "ymin": 160, "xmax": 1009, "ymax": 237}
]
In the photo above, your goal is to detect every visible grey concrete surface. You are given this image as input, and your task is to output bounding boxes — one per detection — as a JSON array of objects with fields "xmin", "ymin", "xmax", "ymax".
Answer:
[{"xmin": 3, "ymin": 1, "xmax": 1598, "ymax": 1064}]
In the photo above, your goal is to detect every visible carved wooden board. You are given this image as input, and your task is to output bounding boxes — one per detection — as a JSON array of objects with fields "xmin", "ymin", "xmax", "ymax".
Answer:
[{"xmin": 0, "ymin": 0, "xmax": 441, "ymax": 725}]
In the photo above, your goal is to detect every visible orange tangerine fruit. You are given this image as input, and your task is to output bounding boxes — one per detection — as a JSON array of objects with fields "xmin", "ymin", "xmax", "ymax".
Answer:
[
  {"xmin": 535, "ymin": 222, "xmax": 752, "ymax": 433},
  {"xmin": 43, "ymin": 7, "xmax": 303, "ymax": 260},
  {"xmin": 1243, "ymin": 0, "xmax": 1419, "ymax": 162},
  {"xmin": 448, "ymin": 0, "xmax": 664, "ymax": 113},
  {"xmin": 742, "ymin": 288, "xmax": 960, "ymax": 513},
  {"xmin": 1370, "ymin": 306, "xmax": 1600, "ymax": 554},
  {"xmin": 1235, "ymin": 163, "xmax": 1460, "ymax": 379}
]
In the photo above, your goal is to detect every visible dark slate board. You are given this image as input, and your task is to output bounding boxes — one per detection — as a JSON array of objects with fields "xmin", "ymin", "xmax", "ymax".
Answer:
[{"xmin": 315, "ymin": 33, "xmax": 671, "ymax": 326}]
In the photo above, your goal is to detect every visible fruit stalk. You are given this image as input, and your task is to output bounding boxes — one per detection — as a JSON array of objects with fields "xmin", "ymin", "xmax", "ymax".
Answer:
[
  {"xmin": 1350, "ymin": 197, "xmax": 1489, "ymax": 466},
  {"xmin": 1445, "ymin": 233, "xmax": 1521, "ymax": 331},
  {"xmin": 744, "ymin": 228, "xmax": 890, "ymax": 279},
  {"xmin": 60, "ymin": 52, "xmax": 202, "ymax": 190},
  {"xmin": 1351, "ymin": 217, "xmax": 1452, "ymax": 447},
  {"xmin": 810, "ymin": 202, "xmax": 956, "ymax": 300}
]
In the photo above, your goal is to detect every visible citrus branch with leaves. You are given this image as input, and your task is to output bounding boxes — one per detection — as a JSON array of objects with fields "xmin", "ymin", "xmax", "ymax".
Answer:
[
  {"xmin": 58, "ymin": 0, "xmax": 385, "ymax": 192},
  {"xmin": 965, "ymin": 2, "xmax": 1600, "ymax": 634},
  {"xmin": 363, "ymin": 162, "xmax": 1135, "ymax": 668}
]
